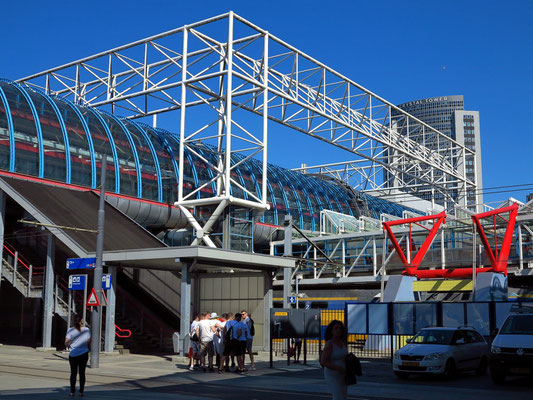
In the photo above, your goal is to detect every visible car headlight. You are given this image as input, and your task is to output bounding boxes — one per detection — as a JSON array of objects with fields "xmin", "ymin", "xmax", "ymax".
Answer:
[
  {"xmin": 491, "ymin": 345, "xmax": 501, "ymax": 354},
  {"xmin": 423, "ymin": 352, "xmax": 444, "ymax": 360},
  {"xmin": 394, "ymin": 352, "xmax": 401, "ymax": 360}
]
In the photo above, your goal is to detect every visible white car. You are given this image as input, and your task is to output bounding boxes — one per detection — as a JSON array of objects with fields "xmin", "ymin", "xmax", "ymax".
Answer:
[
  {"xmin": 393, "ymin": 327, "xmax": 490, "ymax": 379},
  {"xmin": 490, "ymin": 304, "xmax": 533, "ymax": 384}
]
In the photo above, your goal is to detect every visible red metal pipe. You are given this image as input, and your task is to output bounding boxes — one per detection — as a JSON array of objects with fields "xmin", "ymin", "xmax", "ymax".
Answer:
[{"xmin": 412, "ymin": 267, "xmax": 494, "ymax": 279}]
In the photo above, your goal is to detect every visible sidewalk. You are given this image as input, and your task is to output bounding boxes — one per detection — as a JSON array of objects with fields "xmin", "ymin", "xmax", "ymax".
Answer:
[{"xmin": 0, "ymin": 345, "xmax": 333, "ymax": 399}]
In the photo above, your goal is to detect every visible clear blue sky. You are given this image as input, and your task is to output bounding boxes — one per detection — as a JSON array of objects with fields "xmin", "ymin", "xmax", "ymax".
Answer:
[{"xmin": 2, "ymin": 0, "xmax": 532, "ymax": 206}]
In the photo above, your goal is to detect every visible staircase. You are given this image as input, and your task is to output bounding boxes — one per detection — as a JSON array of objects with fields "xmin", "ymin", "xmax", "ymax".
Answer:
[
  {"xmin": 1, "ymin": 247, "xmax": 70, "ymax": 320},
  {"xmin": 2, "ymin": 242, "xmax": 177, "ymax": 354}
]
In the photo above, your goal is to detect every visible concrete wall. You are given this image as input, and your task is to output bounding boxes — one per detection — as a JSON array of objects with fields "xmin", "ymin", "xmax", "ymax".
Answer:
[{"xmin": 198, "ymin": 272, "xmax": 266, "ymax": 349}]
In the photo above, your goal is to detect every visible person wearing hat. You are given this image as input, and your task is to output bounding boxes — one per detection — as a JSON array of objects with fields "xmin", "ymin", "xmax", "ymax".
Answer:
[{"xmin": 195, "ymin": 312, "xmax": 223, "ymax": 372}]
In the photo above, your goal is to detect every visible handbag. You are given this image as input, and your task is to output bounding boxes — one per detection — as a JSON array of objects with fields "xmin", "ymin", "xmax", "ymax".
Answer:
[
  {"xmin": 190, "ymin": 332, "xmax": 199, "ymax": 342},
  {"xmin": 345, "ymin": 352, "xmax": 362, "ymax": 385}
]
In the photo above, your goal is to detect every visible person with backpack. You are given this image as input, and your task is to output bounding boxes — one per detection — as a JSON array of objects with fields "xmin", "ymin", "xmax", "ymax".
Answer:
[{"xmin": 241, "ymin": 310, "xmax": 256, "ymax": 370}]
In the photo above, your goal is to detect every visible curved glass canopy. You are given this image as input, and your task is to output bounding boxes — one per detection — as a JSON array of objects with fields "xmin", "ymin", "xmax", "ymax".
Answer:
[{"xmin": 0, "ymin": 79, "xmax": 414, "ymax": 231}]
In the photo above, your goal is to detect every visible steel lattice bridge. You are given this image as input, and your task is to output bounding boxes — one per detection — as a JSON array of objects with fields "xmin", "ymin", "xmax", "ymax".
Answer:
[{"xmin": 17, "ymin": 11, "xmax": 476, "ymax": 239}]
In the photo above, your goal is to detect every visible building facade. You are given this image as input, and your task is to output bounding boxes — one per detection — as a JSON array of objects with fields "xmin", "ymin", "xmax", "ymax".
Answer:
[{"xmin": 390, "ymin": 95, "xmax": 483, "ymax": 211}]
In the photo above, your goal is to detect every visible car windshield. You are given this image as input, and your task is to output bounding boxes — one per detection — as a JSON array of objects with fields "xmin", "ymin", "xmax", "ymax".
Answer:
[
  {"xmin": 411, "ymin": 329, "xmax": 454, "ymax": 345},
  {"xmin": 500, "ymin": 315, "xmax": 533, "ymax": 334}
]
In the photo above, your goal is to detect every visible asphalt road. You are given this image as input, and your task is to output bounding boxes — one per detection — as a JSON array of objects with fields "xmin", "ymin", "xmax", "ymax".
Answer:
[{"xmin": 0, "ymin": 346, "xmax": 531, "ymax": 400}]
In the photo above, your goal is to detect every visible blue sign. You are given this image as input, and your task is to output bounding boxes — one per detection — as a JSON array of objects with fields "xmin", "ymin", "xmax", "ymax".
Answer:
[
  {"xmin": 68, "ymin": 274, "xmax": 87, "ymax": 291},
  {"xmin": 305, "ymin": 301, "xmax": 311, "ymax": 310},
  {"xmin": 66, "ymin": 257, "xmax": 96, "ymax": 270},
  {"xmin": 102, "ymin": 274, "xmax": 112, "ymax": 290},
  {"xmin": 288, "ymin": 296, "xmax": 296, "ymax": 304}
]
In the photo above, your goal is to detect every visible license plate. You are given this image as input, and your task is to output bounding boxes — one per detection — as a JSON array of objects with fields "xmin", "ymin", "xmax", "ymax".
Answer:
[
  {"xmin": 510, "ymin": 367, "xmax": 531, "ymax": 374},
  {"xmin": 402, "ymin": 361, "xmax": 419, "ymax": 367}
]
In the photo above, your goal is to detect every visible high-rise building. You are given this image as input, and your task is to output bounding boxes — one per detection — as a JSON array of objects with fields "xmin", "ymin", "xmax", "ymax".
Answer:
[{"xmin": 389, "ymin": 95, "xmax": 483, "ymax": 211}]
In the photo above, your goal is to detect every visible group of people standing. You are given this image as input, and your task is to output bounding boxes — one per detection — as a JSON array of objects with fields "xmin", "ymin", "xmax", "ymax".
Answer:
[{"xmin": 189, "ymin": 310, "xmax": 255, "ymax": 373}]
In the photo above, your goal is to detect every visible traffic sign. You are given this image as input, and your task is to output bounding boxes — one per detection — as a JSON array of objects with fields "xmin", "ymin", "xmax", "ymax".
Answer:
[
  {"xmin": 305, "ymin": 301, "xmax": 311, "ymax": 310},
  {"xmin": 86, "ymin": 288, "xmax": 100, "ymax": 306},
  {"xmin": 68, "ymin": 274, "xmax": 87, "ymax": 291},
  {"xmin": 102, "ymin": 274, "xmax": 112, "ymax": 290},
  {"xmin": 66, "ymin": 257, "xmax": 96, "ymax": 270},
  {"xmin": 288, "ymin": 296, "xmax": 296, "ymax": 304}
]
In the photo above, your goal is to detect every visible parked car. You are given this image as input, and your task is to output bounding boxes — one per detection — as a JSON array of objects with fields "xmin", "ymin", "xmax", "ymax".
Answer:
[
  {"xmin": 490, "ymin": 304, "xmax": 533, "ymax": 384},
  {"xmin": 393, "ymin": 327, "xmax": 490, "ymax": 379}
]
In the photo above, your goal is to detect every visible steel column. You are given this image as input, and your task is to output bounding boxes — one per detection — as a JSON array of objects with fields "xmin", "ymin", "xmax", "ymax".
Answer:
[
  {"xmin": 90, "ymin": 157, "xmax": 107, "ymax": 368},
  {"xmin": 104, "ymin": 266, "xmax": 117, "ymax": 353},
  {"xmin": 42, "ymin": 232, "xmax": 55, "ymax": 349},
  {"xmin": 180, "ymin": 262, "xmax": 192, "ymax": 356},
  {"xmin": 283, "ymin": 215, "xmax": 292, "ymax": 309},
  {"xmin": 263, "ymin": 270, "xmax": 273, "ymax": 351}
]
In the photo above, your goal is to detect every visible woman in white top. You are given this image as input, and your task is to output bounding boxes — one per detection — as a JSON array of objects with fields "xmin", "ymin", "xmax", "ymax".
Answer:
[
  {"xmin": 65, "ymin": 316, "xmax": 91, "ymax": 397},
  {"xmin": 320, "ymin": 320, "xmax": 348, "ymax": 400}
]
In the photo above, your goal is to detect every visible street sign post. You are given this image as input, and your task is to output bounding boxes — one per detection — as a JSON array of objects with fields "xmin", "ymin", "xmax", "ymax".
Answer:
[
  {"xmin": 66, "ymin": 257, "xmax": 96, "ymax": 270},
  {"xmin": 68, "ymin": 274, "xmax": 87, "ymax": 291},
  {"xmin": 288, "ymin": 296, "xmax": 296, "ymax": 305},
  {"xmin": 67, "ymin": 274, "xmax": 88, "ymax": 326}
]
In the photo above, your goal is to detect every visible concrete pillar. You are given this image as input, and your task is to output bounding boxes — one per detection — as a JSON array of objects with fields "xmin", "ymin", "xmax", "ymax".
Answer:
[
  {"xmin": 42, "ymin": 232, "xmax": 55, "ymax": 349},
  {"xmin": 104, "ymin": 266, "xmax": 117, "ymax": 352},
  {"xmin": 180, "ymin": 263, "xmax": 192, "ymax": 356},
  {"xmin": 263, "ymin": 271, "xmax": 273, "ymax": 350},
  {"xmin": 283, "ymin": 216, "xmax": 292, "ymax": 309}
]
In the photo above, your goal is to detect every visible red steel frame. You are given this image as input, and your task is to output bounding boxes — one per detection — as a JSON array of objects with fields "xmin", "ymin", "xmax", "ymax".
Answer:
[
  {"xmin": 385, "ymin": 204, "xmax": 519, "ymax": 279},
  {"xmin": 382, "ymin": 212, "xmax": 447, "ymax": 276}
]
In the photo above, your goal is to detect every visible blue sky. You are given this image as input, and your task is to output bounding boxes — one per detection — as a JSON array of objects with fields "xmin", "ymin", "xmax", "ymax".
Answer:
[{"xmin": 1, "ymin": 0, "xmax": 532, "ymax": 206}]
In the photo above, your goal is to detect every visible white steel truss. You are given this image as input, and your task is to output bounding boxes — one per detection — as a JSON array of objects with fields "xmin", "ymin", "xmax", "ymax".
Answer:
[{"xmin": 17, "ymin": 11, "xmax": 476, "ymax": 244}]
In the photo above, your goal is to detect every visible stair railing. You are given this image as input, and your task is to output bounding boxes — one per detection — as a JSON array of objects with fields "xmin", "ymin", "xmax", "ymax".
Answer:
[
  {"xmin": 117, "ymin": 286, "xmax": 175, "ymax": 350},
  {"xmin": 115, "ymin": 325, "xmax": 132, "ymax": 338}
]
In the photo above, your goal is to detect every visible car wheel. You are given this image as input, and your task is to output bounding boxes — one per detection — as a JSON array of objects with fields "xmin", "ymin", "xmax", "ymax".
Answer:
[
  {"xmin": 394, "ymin": 371, "xmax": 409, "ymax": 379},
  {"xmin": 476, "ymin": 357, "xmax": 488, "ymax": 376},
  {"xmin": 490, "ymin": 368, "xmax": 506, "ymax": 384},
  {"xmin": 444, "ymin": 359, "xmax": 456, "ymax": 379}
]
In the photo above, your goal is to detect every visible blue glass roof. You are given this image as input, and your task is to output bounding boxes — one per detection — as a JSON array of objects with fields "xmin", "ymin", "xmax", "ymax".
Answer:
[{"xmin": 0, "ymin": 79, "xmax": 416, "ymax": 231}]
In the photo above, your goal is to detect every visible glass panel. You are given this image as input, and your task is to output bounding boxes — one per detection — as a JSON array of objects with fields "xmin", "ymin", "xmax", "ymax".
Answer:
[
  {"xmin": 0, "ymin": 83, "xmax": 39, "ymax": 176},
  {"xmin": 286, "ymin": 170, "xmax": 313, "ymax": 230},
  {"xmin": 122, "ymin": 121, "xmax": 159, "ymax": 201},
  {"xmin": 466, "ymin": 303, "xmax": 490, "ymax": 335},
  {"xmin": 415, "ymin": 303, "xmax": 437, "ymax": 331},
  {"xmin": 79, "ymin": 108, "xmax": 115, "ymax": 192},
  {"xmin": 55, "ymin": 100, "xmax": 93, "ymax": 188},
  {"xmin": 163, "ymin": 134, "xmax": 194, "ymax": 200},
  {"xmin": 393, "ymin": 303, "xmax": 414, "ymax": 334},
  {"xmin": 442, "ymin": 303, "xmax": 465, "ymax": 327},
  {"xmin": 346, "ymin": 303, "xmax": 367, "ymax": 334},
  {"xmin": 26, "ymin": 91, "xmax": 66, "ymax": 182},
  {"xmin": 495, "ymin": 302, "xmax": 514, "ymax": 329},
  {"xmin": 0, "ymin": 90, "xmax": 11, "ymax": 170},
  {"xmin": 369, "ymin": 303, "xmax": 388, "ymax": 334},
  {"xmin": 267, "ymin": 165, "xmax": 289, "ymax": 218},
  {"xmin": 99, "ymin": 114, "xmax": 137, "ymax": 197},
  {"xmin": 143, "ymin": 126, "xmax": 178, "ymax": 204},
  {"xmin": 189, "ymin": 144, "xmax": 215, "ymax": 199}
]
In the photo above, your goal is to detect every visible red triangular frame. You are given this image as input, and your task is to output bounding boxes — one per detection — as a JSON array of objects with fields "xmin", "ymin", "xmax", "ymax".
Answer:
[
  {"xmin": 472, "ymin": 203, "xmax": 518, "ymax": 276},
  {"xmin": 382, "ymin": 211, "xmax": 447, "ymax": 276}
]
